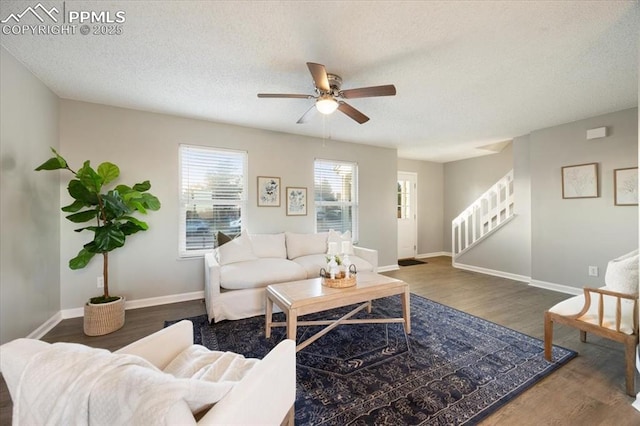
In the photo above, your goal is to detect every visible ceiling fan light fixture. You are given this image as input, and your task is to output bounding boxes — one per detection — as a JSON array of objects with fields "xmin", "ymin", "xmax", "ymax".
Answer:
[
  {"xmin": 315, "ymin": 95, "xmax": 339, "ymax": 115},
  {"xmin": 258, "ymin": 62, "xmax": 395, "ymax": 124}
]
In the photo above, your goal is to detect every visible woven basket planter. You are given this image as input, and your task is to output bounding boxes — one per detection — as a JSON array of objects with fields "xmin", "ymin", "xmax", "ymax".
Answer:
[{"xmin": 83, "ymin": 297, "xmax": 125, "ymax": 336}]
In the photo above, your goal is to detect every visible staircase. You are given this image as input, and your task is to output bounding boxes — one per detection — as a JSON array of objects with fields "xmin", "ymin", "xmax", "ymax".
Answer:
[{"xmin": 452, "ymin": 170, "xmax": 515, "ymax": 261}]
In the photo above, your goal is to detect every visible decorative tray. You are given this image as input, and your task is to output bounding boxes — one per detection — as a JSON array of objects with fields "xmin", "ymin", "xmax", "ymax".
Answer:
[{"xmin": 320, "ymin": 265, "xmax": 357, "ymax": 288}]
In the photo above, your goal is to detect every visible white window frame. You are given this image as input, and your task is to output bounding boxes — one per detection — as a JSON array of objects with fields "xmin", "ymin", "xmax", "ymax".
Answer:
[
  {"xmin": 178, "ymin": 144, "xmax": 248, "ymax": 258},
  {"xmin": 314, "ymin": 159, "xmax": 359, "ymax": 242}
]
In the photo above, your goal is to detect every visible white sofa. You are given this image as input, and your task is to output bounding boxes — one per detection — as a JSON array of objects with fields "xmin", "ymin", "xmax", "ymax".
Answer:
[
  {"xmin": 0, "ymin": 320, "xmax": 296, "ymax": 425},
  {"xmin": 204, "ymin": 231, "xmax": 378, "ymax": 323}
]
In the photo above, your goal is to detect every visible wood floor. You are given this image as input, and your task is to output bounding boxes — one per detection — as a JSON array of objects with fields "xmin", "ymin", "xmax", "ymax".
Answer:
[{"xmin": 2, "ymin": 256, "xmax": 639, "ymax": 425}]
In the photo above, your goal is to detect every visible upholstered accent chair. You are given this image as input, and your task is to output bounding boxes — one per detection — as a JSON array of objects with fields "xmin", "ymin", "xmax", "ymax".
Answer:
[
  {"xmin": 1, "ymin": 320, "xmax": 296, "ymax": 424},
  {"xmin": 544, "ymin": 250, "xmax": 639, "ymax": 396}
]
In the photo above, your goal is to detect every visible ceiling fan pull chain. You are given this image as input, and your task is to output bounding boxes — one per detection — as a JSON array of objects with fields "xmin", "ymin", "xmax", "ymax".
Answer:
[{"xmin": 322, "ymin": 114, "xmax": 327, "ymax": 147}]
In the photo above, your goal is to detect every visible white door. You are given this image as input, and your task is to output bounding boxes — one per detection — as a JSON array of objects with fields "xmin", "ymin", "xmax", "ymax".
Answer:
[{"xmin": 397, "ymin": 172, "xmax": 417, "ymax": 259}]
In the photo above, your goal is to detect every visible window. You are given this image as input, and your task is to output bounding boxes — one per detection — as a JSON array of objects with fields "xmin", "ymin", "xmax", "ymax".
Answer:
[
  {"xmin": 179, "ymin": 145, "xmax": 247, "ymax": 256},
  {"xmin": 397, "ymin": 180, "xmax": 411, "ymax": 219},
  {"xmin": 314, "ymin": 159, "xmax": 358, "ymax": 240}
]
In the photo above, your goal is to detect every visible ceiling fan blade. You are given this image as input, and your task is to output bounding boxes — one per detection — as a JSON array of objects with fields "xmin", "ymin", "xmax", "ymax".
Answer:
[
  {"xmin": 337, "ymin": 102, "xmax": 370, "ymax": 124},
  {"xmin": 296, "ymin": 105, "xmax": 317, "ymax": 124},
  {"xmin": 340, "ymin": 84, "xmax": 396, "ymax": 99},
  {"xmin": 306, "ymin": 62, "xmax": 330, "ymax": 92},
  {"xmin": 257, "ymin": 93, "xmax": 313, "ymax": 99}
]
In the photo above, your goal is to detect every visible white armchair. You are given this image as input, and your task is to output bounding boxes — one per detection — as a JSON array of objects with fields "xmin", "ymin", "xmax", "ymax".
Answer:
[
  {"xmin": 544, "ymin": 250, "xmax": 639, "ymax": 396},
  {"xmin": 0, "ymin": 320, "xmax": 296, "ymax": 425}
]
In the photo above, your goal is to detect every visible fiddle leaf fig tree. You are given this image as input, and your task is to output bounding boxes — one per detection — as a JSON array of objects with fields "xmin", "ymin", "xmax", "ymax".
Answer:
[{"xmin": 36, "ymin": 148, "xmax": 161, "ymax": 304}]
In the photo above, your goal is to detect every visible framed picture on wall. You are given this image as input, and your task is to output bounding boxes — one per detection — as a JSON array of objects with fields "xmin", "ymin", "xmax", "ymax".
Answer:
[
  {"xmin": 561, "ymin": 163, "xmax": 599, "ymax": 199},
  {"xmin": 614, "ymin": 167, "xmax": 638, "ymax": 206},
  {"xmin": 257, "ymin": 176, "xmax": 280, "ymax": 207},
  {"xmin": 286, "ymin": 187, "xmax": 307, "ymax": 216}
]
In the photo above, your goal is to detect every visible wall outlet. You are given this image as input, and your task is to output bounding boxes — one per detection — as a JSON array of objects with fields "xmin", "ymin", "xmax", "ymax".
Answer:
[
  {"xmin": 588, "ymin": 266, "xmax": 598, "ymax": 277},
  {"xmin": 97, "ymin": 276, "xmax": 104, "ymax": 288}
]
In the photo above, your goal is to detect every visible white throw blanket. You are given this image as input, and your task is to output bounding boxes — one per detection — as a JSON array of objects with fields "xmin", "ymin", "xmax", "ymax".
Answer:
[{"xmin": 14, "ymin": 342, "xmax": 258, "ymax": 425}]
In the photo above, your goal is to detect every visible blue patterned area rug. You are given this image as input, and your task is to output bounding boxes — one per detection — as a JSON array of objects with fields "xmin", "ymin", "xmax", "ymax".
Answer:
[{"xmin": 165, "ymin": 294, "xmax": 576, "ymax": 425}]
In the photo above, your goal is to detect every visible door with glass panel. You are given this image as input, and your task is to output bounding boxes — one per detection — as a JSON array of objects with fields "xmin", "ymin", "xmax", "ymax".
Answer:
[{"xmin": 397, "ymin": 172, "xmax": 417, "ymax": 260}]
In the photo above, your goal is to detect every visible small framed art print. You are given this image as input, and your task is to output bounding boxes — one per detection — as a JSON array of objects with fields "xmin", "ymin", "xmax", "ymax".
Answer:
[
  {"xmin": 614, "ymin": 167, "xmax": 638, "ymax": 206},
  {"xmin": 286, "ymin": 187, "xmax": 307, "ymax": 216},
  {"xmin": 257, "ymin": 176, "xmax": 280, "ymax": 207},
  {"xmin": 561, "ymin": 163, "xmax": 598, "ymax": 199}
]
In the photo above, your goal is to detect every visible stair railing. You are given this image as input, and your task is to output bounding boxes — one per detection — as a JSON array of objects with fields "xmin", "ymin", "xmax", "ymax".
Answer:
[{"xmin": 452, "ymin": 170, "xmax": 514, "ymax": 260}]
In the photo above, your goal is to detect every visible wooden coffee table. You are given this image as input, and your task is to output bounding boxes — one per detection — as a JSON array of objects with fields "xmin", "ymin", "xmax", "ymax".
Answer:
[{"xmin": 265, "ymin": 272, "xmax": 411, "ymax": 351}]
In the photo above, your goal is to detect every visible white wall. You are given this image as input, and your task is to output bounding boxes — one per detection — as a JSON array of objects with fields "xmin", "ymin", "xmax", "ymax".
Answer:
[
  {"xmin": 443, "ymin": 143, "xmax": 514, "ymax": 253},
  {"xmin": 59, "ymin": 100, "xmax": 398, "ymax": 309},
  {"xmin": 397, "ymin": 158, "xmax": 444, "ymax": 255},
  {"xmin": 530, "ymin": 108, "xmax": 638, "ymax": 289},
  {"xmin": 1, "ymin": 47, "xmax": 60, "ymax": 343},
  {"xmin": 443, "ymin": 108, "xmax": 637, "ymax": 289},
  {"xmin": 454, "ymin": 137, "xmax": 532, "ymax": 277}
]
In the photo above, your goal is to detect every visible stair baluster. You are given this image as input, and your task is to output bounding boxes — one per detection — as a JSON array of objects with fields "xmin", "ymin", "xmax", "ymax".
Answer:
[{"xmin": 452, "ymin": 170, "xmax": 515, "ymax": 260}]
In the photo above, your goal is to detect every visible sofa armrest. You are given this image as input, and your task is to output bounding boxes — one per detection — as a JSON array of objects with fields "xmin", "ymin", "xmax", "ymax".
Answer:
[
  {"xmin": 0, "ymin": 338, "xmax": 50, "ymax": 401},
  {"xmin": 115, "ymin": 320, "xmax": 194, "ymax": 370},
  {"xmin": 204, "ymin": 253, "xmax": 223, "ymax": 323},
  {"xmin": 204, "ymin": 252, "xmax": 222, "ymax": 296},
  {"xmin": 198, "ymin": 339, "xmax": 296, "ymax": 425},
  {"xmin": 354, "ymin": 246, "xmax": 378, "ymax": 272}
]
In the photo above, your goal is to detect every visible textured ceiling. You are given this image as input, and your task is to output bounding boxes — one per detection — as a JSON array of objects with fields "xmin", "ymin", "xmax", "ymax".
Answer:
[{"xmin": 1, "ymin": 1, "xmax": 637, "ymax": 162}]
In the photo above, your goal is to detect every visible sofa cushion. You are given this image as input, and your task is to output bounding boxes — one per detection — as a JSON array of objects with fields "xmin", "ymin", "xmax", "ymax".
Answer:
[
  {"xmin": 285, "ymin": 232, "xmax": 328, "ymax": 260},
  {"xmin": 291, "ymin": 254, "xmax": 326, "ymax": 278},
  {"xmin": 163, "ymin": 345, "xmax": 258, "ymax": 382},
  {"xmin": 220, "ymin": 258, "xmax": 307, "ymax": 290},
  {"xmin": 216, "ymin": 232, "xmax": 257, "ymax": 266},
  {"xmin": 604, "ymin": 249, "xmax": 639, "ymax": 295},
  {"xmin": 250, "ymin": 233, "xmax": 286, "ymax": 259},
  {"xmin": 292, "ymin": 254, "xmax": 374, "ymax": 278}
]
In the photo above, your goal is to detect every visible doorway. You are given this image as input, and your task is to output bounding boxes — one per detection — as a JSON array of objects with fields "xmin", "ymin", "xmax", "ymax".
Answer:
[{"xmin": 397, "ymin": 171, "xmax": 417, "ymax": 260}]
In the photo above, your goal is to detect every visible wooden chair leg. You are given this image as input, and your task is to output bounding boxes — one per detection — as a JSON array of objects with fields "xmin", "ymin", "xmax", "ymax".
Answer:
[
  {"xmin": 580, "ymin": 330, "xmax": 587, "ymax": 343},
  {"xmin": 544, "ymin": 312, "xmax": 553, "ymax": 361},
  {"xmin": 624, "ymin": 338, "xmax": 636, "ymax": 396}
]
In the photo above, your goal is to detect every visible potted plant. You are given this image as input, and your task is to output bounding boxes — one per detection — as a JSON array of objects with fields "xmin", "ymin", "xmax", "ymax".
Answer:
[{"xmin": 36, "ymin": 148, "xmax": 160, "ymax": 336}]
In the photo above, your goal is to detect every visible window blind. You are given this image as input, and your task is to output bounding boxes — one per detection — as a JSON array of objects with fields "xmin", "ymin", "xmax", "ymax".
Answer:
[
  {"xmin": 314, "ymin": 159, "xmax": 358, "ymax": 240},
  {"xmin": 179, "ymin": 144, "xmax": 247, "ymax": 256}
]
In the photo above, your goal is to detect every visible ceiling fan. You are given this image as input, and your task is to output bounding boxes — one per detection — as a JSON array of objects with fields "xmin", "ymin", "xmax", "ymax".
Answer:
[{"xmin": 258, "ymin": 62, "xmax": 396, "ymax": 124}]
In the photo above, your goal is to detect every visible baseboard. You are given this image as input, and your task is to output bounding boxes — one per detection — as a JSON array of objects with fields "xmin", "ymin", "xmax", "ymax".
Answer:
[
  {"xmin": 60, "ymin": 290, "xmax": 206, "ymax": 319},
  {"xmin": 452, "ymin": 262, "xmax": 529, "ymax": 283},
  {"xmin": 451, "ymin": 262, "xmax": 583, "ymax": 296},
  {"xmin": 61, "ymin": 307, "xmax": 84, "ymax": 319},
  {"xmin": 124, "ymin": 290, "xmax": 205, "ymax": 310},
  {"xmin": 27, "ymin": 311, "xmax": 63, "ymax": 340},
  {"xmin": 529, "ymin": 280, "xmax": 582, "ymax": 296},
  {"xmin": 378, "ymin": 264, "xmax": 400, "ymax": 272},
  {"xmin": 416, "ymin": 251, "xmax": 451, "ymax": 259}
]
